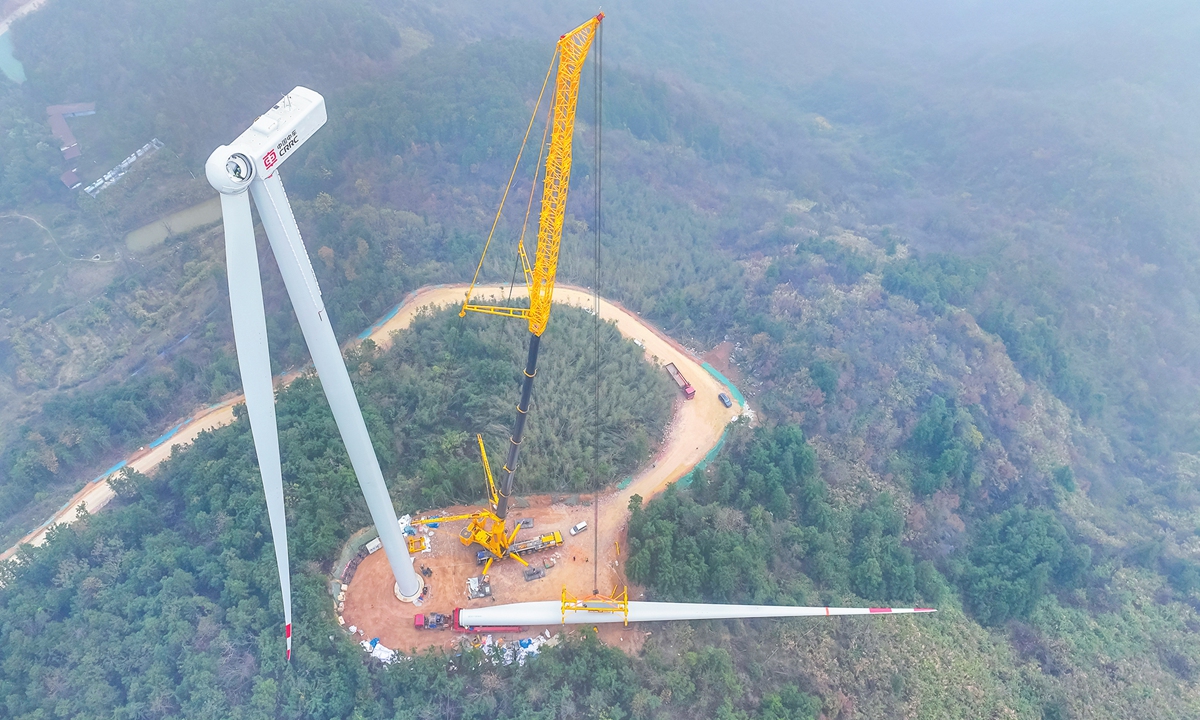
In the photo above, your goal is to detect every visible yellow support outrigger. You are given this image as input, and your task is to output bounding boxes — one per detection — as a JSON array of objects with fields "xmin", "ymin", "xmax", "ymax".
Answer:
[{"xmin": 562, "ymin": 586, "xmax": 630, "ymax": 626}]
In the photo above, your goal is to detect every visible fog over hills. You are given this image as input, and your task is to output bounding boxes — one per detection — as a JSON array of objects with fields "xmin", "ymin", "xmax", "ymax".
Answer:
[{"xmin": 3, "ymin": 2, "xmax": 1200, "ymax": 717}]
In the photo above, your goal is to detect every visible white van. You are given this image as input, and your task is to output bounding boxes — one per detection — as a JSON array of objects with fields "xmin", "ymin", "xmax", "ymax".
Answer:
[{"xmin": 569, "ymin": 521, "xmax": 588, "ymax": 536}]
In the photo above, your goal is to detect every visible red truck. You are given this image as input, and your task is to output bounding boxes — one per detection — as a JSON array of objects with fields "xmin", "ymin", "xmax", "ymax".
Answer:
[
  {"xmin": 665, "ymin": 362, "xmax": 696, "ymax": 400},
  {"xmin": 414, "ymin": 612, "xmax": 450, "ymax": 630}
]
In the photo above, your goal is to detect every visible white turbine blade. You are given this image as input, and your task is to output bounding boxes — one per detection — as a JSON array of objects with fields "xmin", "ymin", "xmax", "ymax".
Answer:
[
  {"xmin": 219, "ymin": 190, "xmax": 293, "ymax": 659},
  {"xmin": 459, "ymin": 600, "xmax": 937, "ymax": 627},
  {"xmin": 249, "ymin": 172, "xmax": 422, "ymax": 599}
]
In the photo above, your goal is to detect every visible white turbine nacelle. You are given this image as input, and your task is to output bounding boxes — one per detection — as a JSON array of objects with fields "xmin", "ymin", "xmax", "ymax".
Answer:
[
  {"xmin": 206, "ymin": 86, "xmax": 327, "ymax": 191},
  {"xmin": 207, "ymin": 87, "xmax": 422, "ymax": 662}
]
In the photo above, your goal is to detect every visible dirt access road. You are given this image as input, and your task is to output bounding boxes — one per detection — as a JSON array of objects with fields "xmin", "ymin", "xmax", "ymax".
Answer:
[
  {"xmin": 0, "ymin": 0, "xmax": 50, "ymax": 34},
  {"xmin": 4, "ymin": 282, "xmax": 742, "ymax": 653},
  {"xmin": 339, "ymin": 284, "xmax": 744, "ymax": 654}
]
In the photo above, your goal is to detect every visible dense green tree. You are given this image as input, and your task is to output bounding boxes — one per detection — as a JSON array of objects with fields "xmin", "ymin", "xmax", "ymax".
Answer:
[
  {"xmin": 956, "ymin": 507, "xmax": 1091, "ymax": 626},
  {"xmin": 757, "ymin": 685, "xmax": 821, "ymax": 720},
  {"xmin": 905, "ymin": 394, "xmax": 982, "ymax": 497},
  {"xmin": 628, "ymin": 425, "xmax": 928, "ymax": 606}
]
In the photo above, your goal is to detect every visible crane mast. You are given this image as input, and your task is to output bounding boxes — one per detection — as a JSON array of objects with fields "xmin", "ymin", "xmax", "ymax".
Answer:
[
  {"xmin": 463, "ymin": 11, "xmax": 604, "ymax": 530},
  {"xmin": 417, "ymin": 14, "xmax": 604, "ymax": 573}
]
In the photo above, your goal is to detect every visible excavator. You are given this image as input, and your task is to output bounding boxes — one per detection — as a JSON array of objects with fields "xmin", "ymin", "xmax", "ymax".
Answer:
[{"xmin": 409, "ymin": 14, "xmax": 603, "ymax": 576}]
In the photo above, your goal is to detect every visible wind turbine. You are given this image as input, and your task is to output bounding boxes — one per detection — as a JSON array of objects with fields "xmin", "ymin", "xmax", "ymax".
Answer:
[{"xmin": 205, "ymin": 87, "xmax": 423, "ymax": 661}]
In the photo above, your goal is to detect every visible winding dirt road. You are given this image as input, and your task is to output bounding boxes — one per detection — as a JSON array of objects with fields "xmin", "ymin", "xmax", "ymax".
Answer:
[
  {"xmin": 0, "ymin": 0, "xmax": 50, "ymax": 35},
  {"xmin": 3, "ymin": 284, "xmax": 743, "ymax": 581}
]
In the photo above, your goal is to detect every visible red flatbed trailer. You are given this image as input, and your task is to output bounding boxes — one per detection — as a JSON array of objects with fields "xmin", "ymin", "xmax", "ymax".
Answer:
[{"xmin": 665, "ymin": 362, "xmax": 696, "ymax": 400}]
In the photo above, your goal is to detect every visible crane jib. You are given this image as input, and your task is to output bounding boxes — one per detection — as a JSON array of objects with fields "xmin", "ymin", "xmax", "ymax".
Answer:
[
  {"xmin": 459, "ymin": 14, "xmax": 601, "ymax": 337},
  {"xmin": 528, "ymin": 16, "xmax": 599, "ymax": 337}
]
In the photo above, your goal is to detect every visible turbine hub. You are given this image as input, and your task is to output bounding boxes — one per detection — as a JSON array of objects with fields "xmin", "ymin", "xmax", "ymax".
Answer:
[{"xmin": 206, "ymin": 147, "xmax": 254, "ymax": 194}]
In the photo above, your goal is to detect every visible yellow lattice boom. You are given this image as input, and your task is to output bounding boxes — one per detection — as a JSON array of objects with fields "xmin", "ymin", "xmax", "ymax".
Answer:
[
  {"xmin": 477, "ymin": 433, "xmax": 500, "ymax": 510},
  {"xmin": 462, "ymin": 14, "xmax": 603, "ymax": 337}
]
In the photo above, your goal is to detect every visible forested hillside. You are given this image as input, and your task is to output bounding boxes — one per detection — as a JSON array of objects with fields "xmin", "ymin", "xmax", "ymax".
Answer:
[
  {"xmin": 0, "ymin": 366, "xmax": 679, "ymax": 720},
  {"xmin": 4, "ymin": 0, "xmax": 1200, "ymax": 717}
]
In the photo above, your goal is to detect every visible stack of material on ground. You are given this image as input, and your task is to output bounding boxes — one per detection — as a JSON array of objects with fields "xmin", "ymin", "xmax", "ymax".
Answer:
[
  {"xmin": 399, "ymin": 514, "xmax": 433, "ymax": 553},
  {"xmin": 340, "ymin": 544, "xmax": 370, "ymax": 584},
  {"xmin": 466, "ymin": 576, "xmax": 492, "ymax": 599},
  {"xmin": 477, "ymin": 630, "xmax": 555, "ymax": 667},
  {"xmin": 361, "ymin": 638, "xmax": 400, "ymax": 664}
]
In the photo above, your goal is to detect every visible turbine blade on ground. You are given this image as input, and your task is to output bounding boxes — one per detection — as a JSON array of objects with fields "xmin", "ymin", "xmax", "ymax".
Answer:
[{"xmin": 459, "ymin": 600, "xmax": 937, "ymax": 627}]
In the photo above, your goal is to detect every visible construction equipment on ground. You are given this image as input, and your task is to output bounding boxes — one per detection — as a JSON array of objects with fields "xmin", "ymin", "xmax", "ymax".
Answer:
[
  {"xmin": 414, "ymin": 612, "xmax": 450, "ymax": 630},
  {"xmin": 412, "ymin": 435, "xmax": 547, "ymax": 575},
  {"xmin": 466, "ymin": 576, "xmax": 492, "ymax": 599},
  {"xmin": 562, "ymin": 586, "xmax": 630, "ymax": 625},
  {"xmin": 418, "ymin": 14, "xmax": 603, "ymax": 574},
  {"xmin": 411, "ymin": 438, "xmax": 564, "ymax": 574},
  {"xmin": 665, "ymin": 362, "xmax": 696, "ymax": 400},
  {"xmin": 481, "ymin": 532, "xmax": 563, "ymax": 565}
]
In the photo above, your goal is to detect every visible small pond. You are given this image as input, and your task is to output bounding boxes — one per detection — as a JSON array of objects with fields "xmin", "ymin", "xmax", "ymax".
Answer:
[{"xmin": 0, "ymin": 32, "xmax": 26, "ymax": 84}]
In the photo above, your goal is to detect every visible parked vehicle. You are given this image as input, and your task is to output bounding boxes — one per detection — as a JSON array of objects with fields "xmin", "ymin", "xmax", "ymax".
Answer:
[
  {"xmin": 452, "ymin": 607, "xmax": 522, "ymax": 633},
  {"xmin": 718, "ymin": 392, "xmax": 732, "ymax": 408},
  {"xmin": 665, "ymin": 362, "xmax": 696, "ymax": 400},
  {"xmin": 570, "ymin": 521, "xmax": 588, "ymax": 536},
  {"xmin": 414, "ymin": 612, "xmax": 449, "ymax": 630},
  {"xmin": 475, "ymin": 531, "xmax": 563, "ymax": 564}
]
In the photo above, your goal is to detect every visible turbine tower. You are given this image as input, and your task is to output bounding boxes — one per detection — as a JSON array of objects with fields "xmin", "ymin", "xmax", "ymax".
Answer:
[{"xmin": 205, "ymin": 87, "xmax": 423, "ymax": 660}]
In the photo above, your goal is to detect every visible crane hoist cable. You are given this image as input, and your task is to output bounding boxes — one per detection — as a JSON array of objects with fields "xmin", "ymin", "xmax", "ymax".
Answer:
[
  {"xmin": 592, "ymin": 18, "xmax": 603, "ymax": 595},
  {"xmin": 468, "ymin": 55, "xmax": 554, "ymax": 305}
]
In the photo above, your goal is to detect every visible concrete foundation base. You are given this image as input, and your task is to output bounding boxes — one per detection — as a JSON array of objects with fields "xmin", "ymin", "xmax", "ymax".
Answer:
[{"xmin": 394, "ymin": 575, "xmax": 425, "ymax": 603}]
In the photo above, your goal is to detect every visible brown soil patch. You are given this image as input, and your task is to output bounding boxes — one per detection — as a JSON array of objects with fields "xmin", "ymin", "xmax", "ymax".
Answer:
[
  {"xmin": 340, "ymin": 285, "xmax": 744, "ymax": 655},
  {"xmin": 702, "ymin": 340, "xmax": 744, "ymax": 386},
  {"xmin": 340, "ymin": 496, "xmax": 640, "ymax": 654}
]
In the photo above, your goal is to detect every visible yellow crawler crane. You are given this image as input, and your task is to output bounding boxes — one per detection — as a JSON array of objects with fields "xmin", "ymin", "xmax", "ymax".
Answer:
[
  {"xmin": 432, "ymin": 14, "xmax": 602, "ymax": 575},
  {"xmin": 410, "ymin": 435, "xmax": 526, "ymax": 575}
]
